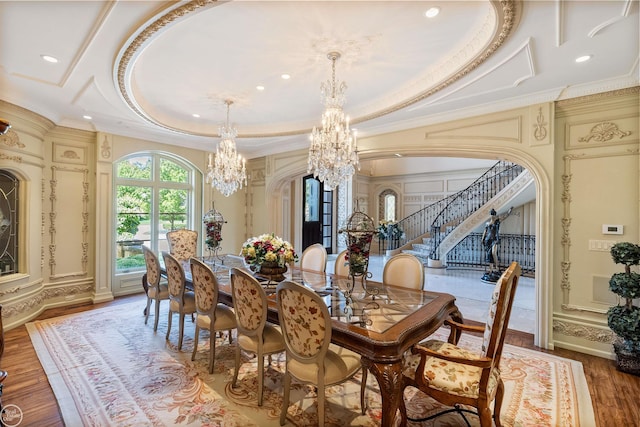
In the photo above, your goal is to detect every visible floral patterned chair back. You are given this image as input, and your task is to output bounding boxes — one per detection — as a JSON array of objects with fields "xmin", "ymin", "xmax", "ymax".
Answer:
[
  {"xmin": 143, "ymin": 246, "xmax": 162, "ymax": 289},
  {"xmin": 230, "ymin": 267, "xmax": 267, "ymax": 338},
  {"xmin": 382, "ymin": 253, "xmax": 424, "ymax": 290},
  {"xmin": 189, "ymin": 257, "xmax": 219, "ymax": 316},
  {"xmin": 167, "ymin": 229, "xmax": 198, "ymax": 262},
  {"xmin": 299, "ymin": 243, "xmax": 327, "ymax": 273},
  {"xmin": 162, "ymin": 251, "xmax": 187, "ymax": 301},
  {"xmin": 277, "ymin": 281, "xmax": 330, "ymax": 360}
]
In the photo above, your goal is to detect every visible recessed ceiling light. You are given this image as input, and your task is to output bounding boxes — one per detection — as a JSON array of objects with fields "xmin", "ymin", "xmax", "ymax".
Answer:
[
  {"xmin": 575, "ymin": 55, "xmax": 592, "ymax": 63},
  {"xmin": 425, "ymin": 7, "xmax": 440, "ymax": 18},
  {"xmin": 256, "ymin": 85, "xmax": 265, "ymax": 91},
  {"xmin": 281, "ymin": 74, "xmax": 290, "ymax": 80},
  {"xmin": 192, "ymin": 113, "xmax": 200, "ymax": 118},
  {"xmin": 394, "ymin": 153, "xmax": 403, "ymax": 157},
  {"xmin": 82, "ymin": 115, "xmax": 92, "ymax": 120},
  {"xmin": 41, "ymin": 54, "xmax": 59, "ymax": 63}
]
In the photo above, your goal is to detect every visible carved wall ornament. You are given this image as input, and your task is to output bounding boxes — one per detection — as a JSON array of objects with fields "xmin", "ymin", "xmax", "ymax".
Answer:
[
  {"xmin": 101, "ymin": 135, "xmax": 111, "ymax": 159},
  {"xmin": 578, "ymin": 122, "xmax": 631, "ymax": 143},
  {"xmin": 1, "ymin": 284, "xmax": 94, "ymax": 319},
  {"xmin": 553, "ymin": 320, "xmax": 615, "ymax": 344},
  {"xmin": 61, "ymin": 150, "xmax": 80, "ymax": 159},
  {"xmin": 0, "ymin": 130, "xmax": 25, "ymax": 148},
  {"xmin": 533, "ymin": 107, "xmax": 547, "ymax": 141},
  {"xmin": 0, "ymin": 153, "xmax": 22, "ymax": 163}
]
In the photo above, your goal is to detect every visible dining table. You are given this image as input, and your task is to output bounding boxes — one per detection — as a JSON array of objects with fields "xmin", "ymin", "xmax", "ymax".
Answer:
[{"xmin": 144, "ymin": 254, "xmax": 462, "ymax": 427}]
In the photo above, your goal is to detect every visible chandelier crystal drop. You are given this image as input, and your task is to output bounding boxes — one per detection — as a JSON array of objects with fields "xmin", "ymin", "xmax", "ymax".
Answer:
[
  {"xmin": 206, "ymin": 100, "xmax": 247, "ymax": 197},
  {"xmin": 308, "ymin": 51, "xmax": 360, "ymax": 190}
]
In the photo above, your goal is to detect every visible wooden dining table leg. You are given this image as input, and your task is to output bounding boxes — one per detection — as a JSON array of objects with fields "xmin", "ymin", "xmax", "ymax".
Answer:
[{"xmin": 363, "ymin": 358, "xmax": 404, "ymax": 427}]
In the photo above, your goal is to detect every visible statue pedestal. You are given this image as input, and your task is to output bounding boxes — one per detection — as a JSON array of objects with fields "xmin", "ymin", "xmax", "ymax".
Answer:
[{"xmin": 481, "ymin": 270, "xmax": 502, "ymax": 283}]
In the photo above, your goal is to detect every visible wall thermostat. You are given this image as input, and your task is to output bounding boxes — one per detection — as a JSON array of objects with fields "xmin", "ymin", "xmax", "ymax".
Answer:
[{"xmin": 602, "ymin": 224, "xmax": 623, "ymax": 235}]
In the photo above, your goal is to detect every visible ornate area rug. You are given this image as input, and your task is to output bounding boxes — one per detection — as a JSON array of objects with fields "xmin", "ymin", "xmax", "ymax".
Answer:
[{"xmin": 27, "ymin": 300, "xmax": 595, "ymax": 426}]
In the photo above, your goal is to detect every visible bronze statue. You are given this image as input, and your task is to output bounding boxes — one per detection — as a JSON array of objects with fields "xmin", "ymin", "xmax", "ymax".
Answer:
[{"xmin": 481, "ymin": 207, "xmax": 513, "ymax": 282}]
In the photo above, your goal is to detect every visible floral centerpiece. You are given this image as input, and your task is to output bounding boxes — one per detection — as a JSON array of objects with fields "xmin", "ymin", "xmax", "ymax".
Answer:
[{"xmin": 241, "ymin": 233, "xmax": 298, "ymax": 280}]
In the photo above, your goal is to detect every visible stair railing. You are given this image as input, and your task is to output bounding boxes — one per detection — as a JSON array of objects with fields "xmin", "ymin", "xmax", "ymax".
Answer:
[{"xmin": 428, "ymin": 160, "xmax": 524, "ymax": 260}]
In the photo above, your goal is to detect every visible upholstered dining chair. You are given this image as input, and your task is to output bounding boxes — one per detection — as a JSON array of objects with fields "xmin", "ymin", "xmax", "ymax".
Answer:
[
  {"xmin": 166, "ymin": 228, "xmax": 198, "ymax": 262},
  {"xmin": 230, "ymin": 267, "xmax": 285, "ymax": 405},
  {"xmin": 276, "ymin": 280, "xmax": 367, "ymax": 426},
  {"xmin": 142, "ymin": 246, "xmax": 170, "ymax": 331},
  {"xmin": 382, "ymin": 253, "xmax": 425, "ymax": 290},
  {"xmin": 299, "ymin": 243, "xmax": 327, "ymax": 272},
  {"xmin": 190, "ymin": 257, "xmax": 237, "ymax": 373},
  {"xmin": 162, "ymin": 251, "xmax": 197, "ymax": 351},
  {"xmin": 333, "ymin": 249, "xmax": 350, "ymax": 277},
  {"xmin": 399, "ymin": 261, "xmax": 521, "ymax": 427}
]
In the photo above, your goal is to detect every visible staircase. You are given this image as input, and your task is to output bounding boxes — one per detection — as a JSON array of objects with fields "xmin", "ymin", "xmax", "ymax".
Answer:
[{"xmin": 392, "ymin": 161, "xmax": 530, "ymax": 265}]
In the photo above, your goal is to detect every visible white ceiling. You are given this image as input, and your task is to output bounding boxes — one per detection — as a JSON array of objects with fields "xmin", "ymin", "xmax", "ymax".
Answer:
[{"xmin": 0, "ymin": 0, "xmax": 638, "ymax": 162}]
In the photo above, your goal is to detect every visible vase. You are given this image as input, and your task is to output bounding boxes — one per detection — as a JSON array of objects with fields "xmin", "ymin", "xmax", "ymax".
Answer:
[
  {"xmin": 614, "ymin": 342, "xmax": 640, "ymax": 376},
  {"xmin": 253, "ymin": 261, "xmax": 288, "ymax": 283}
]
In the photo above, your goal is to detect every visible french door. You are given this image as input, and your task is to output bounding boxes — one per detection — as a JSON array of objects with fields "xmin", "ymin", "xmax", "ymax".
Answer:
[{"xmin": 302, "ymin": 175, "xmax": 333, "ymax": 253}]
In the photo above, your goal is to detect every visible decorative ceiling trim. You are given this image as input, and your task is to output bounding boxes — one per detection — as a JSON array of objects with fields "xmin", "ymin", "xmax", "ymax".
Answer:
[{"xmin": 115, "ymin": 0, "xmax": 520, "ymax": 140}]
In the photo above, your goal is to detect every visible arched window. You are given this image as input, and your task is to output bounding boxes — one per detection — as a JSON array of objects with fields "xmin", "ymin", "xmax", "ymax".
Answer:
[
  {"xmin": 0, "ymin": 171, "xmax": 18, "ymax": 276},
  {"xmin": 378, "ymin": 189, "xmax": 398, "ymax": 223},
  {"xmin": 114, "ymin": 153, "xmax": 196, "ymax": 273}
]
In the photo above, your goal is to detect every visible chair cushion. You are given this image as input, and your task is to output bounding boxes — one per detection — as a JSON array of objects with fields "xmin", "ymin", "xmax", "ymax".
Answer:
[
  {"xmin": 170, "ymin": 291, "xmax": 196, "ymax": 313},
  {"xmin": 287, "ymin": 343, "xmax": 361, "ymax": 386},
  {"xmin": 196, "ymin": 304, "xmax": 236, "ymax": 331},
  {"xmin": 148, "ymin": 284, "xmax": 169, "ymax": 299},
  {"xmin": 238, "ymin": 323, "xmax": 285, "ymax": 354},
  {"xmin": 403, "ymin": 340, "xmax": 500, "ymax": 400}
]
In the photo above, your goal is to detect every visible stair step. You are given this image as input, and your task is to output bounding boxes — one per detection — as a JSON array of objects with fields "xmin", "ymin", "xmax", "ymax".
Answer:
[{"xmin": 412, "ymin": 243, "xmax": 430, "ymax": 252}]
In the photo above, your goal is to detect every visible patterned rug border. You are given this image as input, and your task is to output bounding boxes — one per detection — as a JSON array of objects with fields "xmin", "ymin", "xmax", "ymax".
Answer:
[{"xmin": 26, "ymin": 299, "xmax": 597, "ymax": 426}]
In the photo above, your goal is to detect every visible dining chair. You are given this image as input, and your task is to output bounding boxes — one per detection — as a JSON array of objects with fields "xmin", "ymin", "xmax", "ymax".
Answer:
[
  {"xmin": 299, "ymin": 243, "xmax": 327, "ymax": 272},
  {"xmin": 190, "ymin": 257, "xmax": 237, "ymax": 373},
  {"xmin": 142, "ymin": 246, "xmax": 170, "ymax": 331},
  {"xmin": 276, "ymin": 280, "xmax": 367, "ymax": 426},
  {"xmin": 162, "ymin": 251, "xmax": 197, "ymax": 351},
  {"xmin": 333, "ymin": 249, "xmax": 349, "ymax": 277},
  {"xmin": 399, "ymin": 261, "xmax": 521, "ymax": 427},
  {"xmin": 230, "ymin": 267, "xmax": 285, "ymax": 405},
  {"xmin": 166, "ymin": 228, "xmax": 198, "ymax": 262},
  {"xmin": 382, "ymin": 253, "xmax": 425, "ymax": 290}
]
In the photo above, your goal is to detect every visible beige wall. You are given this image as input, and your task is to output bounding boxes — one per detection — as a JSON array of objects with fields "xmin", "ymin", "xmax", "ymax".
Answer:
[{"xmin": 0, "ymin": 87, "xmax": 638, "ymax": 360}]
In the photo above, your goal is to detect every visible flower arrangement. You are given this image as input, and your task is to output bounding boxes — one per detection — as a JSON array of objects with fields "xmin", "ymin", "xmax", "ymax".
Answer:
[
  {"xmin": 376, "ymin": 220, "xmax": 405, "ymax": 241},
  {"xmin": 203, "ymin": 209, "xmax": 225, "ymax": 251},
  {"xmin": 345, "ymin": 233, "xmax": 373, "ymax": 274},
  {"xmin": 241, "ymin": 233, "xmax": 298, "ymax": 271}
]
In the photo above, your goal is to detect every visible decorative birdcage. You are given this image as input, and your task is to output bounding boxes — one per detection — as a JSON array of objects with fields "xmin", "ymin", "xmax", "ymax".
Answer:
[
  {"xmin": 203, "ymin": 207, "xmax": 225, "ymax": 262},
  {"xmin": 339, "ymin": 209, "xmax": 377, "ymax": 296}
]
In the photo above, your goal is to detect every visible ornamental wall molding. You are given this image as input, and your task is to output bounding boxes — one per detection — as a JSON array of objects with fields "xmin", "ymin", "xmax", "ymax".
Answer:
[
  {"xmin": 578, "ymin": 122, "xmax": 632, "ymax": 143},
  {"xmin": 560, "ymin": 149, "xmax": 639, "ymax": 312},
  {"xmin": 1, "ymin": 283, "xmax": 94, "ymax": 319},
  {"xmin": 100, "ymin": 134, "xmax": 112, "ymax": 159},
  {"xmin": 48, "ymin": 166, "xmax": 90, "ymax": 279},
  {"xmin": 553, "ymin": 320, "xmax": 614, "ymax": 344},
  {"xmin": 556, "ymin": 86, "xmax": 639, "ymax": 107},
  {"xmin": 0, "ymin": 152, "xmax": 22, "ymax": 163}
]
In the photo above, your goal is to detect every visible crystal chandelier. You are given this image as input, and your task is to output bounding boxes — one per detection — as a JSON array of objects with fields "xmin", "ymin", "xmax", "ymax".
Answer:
[
  {"xmin": 308, "ymin": 52, "xmax": 360, "ymax": 190},
  {"xmin": 206, "ymin": 100, "xmax": 247, "ymax": 197}
]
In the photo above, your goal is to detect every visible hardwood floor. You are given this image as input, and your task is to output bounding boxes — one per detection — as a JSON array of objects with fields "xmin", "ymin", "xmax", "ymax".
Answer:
[{"xmin": 1, "ymin": 294, "xmax": 639, "ymax": 426}]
